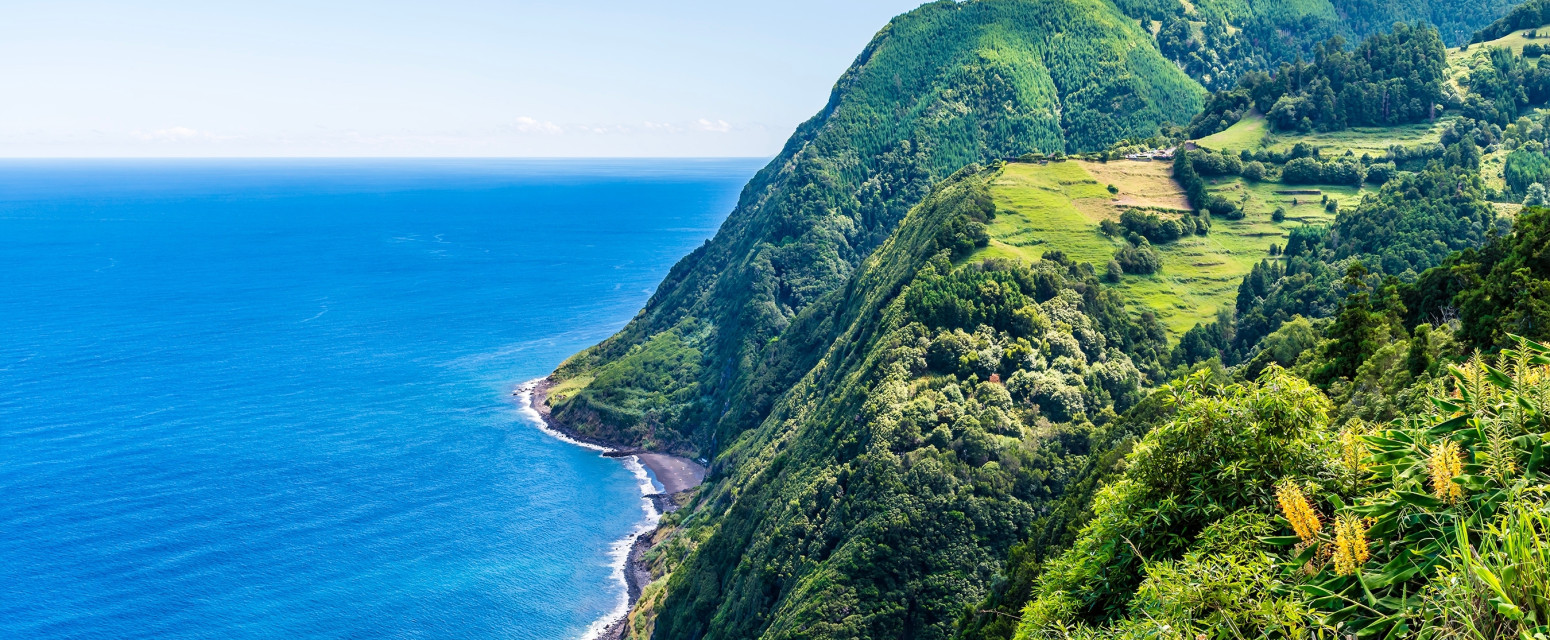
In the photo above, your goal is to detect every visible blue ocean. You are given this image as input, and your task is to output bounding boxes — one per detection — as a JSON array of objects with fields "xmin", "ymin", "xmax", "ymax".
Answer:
[{"xmin": 0, "ymin": 158, "xmax": 761, "ymax": 640}]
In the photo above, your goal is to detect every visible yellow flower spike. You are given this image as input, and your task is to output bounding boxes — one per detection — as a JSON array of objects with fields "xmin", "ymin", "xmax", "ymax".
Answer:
[
  {"xmin": 1339, "ymin": 425, "xmax": 1369, "ymax": 475},
  {"xmin": 1277, "ymin": 480, "xmax": 1322, "ymax": 542},
  {"xmin": 1333, "ymin": 514, "xmax": 1370, "ymax": 576},
  {"xmin": 1428, "ymin": 440, "xmax": 1466, "ymax": 504}
]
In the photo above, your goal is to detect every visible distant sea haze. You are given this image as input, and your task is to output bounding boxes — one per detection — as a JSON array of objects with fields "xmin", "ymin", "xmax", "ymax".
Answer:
[{"xmin": 0, "ymin": 158, "xmax": 763, "ymax": 639}]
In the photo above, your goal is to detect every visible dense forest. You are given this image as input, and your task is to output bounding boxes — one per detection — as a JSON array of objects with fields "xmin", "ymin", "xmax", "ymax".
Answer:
[
  {"xmin": 529, "ymin": 1, "xmax": 1550, "ymax": 639},
  {"xmin": 1188, "ymin": 24, "xmax": 1449, "ymax": 137}
]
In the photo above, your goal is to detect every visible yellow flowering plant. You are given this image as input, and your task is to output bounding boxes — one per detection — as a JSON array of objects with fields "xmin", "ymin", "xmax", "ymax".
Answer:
[{"xmin": 1265, "ymin": 337, "xmax": 1550, "ymax": 640}]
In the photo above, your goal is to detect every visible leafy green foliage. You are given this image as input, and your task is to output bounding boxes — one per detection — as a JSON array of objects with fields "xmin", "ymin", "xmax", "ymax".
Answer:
[
  {"xmin": 1281, "ymin": 156, "xmax": 1367, "ymax": 185},
  {"xmin": 1335, "ymin": 0, "xmax": 1518, "ymax": 47},
  {"xmin": 1310, "ymin": 263, "xmax": 1395, "ymax": 384},
  {"xmin": 1273, "ymin": 347, "xmax": 1550, "ymax": 639},
  {"xmin": 1111, "ymin": 239, "xmax": 1163, "ymax": 276},
  {"xmin": 1152, "ymin": 0, "xmax": 1511, "ymax": 92},
  {"xmin": 1009, "ymin": 367, "xmax": 1335, "ymax": 638},
  {"xmin": 1505, "ymin": 148, "xmax": 1550, "ymax": 194},
  {"xmin": 1457, "ymin": 46, "xmax": 1550, "ymax": 126},
  {"xmin": 1116, "ymin": 209, "xmax": 1190, "ymax": 244},
  {"xmin": 1402, "ymin": 207, "xmax": 1550, "ymax": 353},
  {"xmin": 545, "ymin": 5, "xmax": 1550, "ymax": 640},
  {"xmin": 1332, "ymin": 162, "xmax": 1493, "ymax": 278},
  {"xmin": 954, "ymin": 391, "xmax": 1181, "ymax": 640},
  {"xmin": 1171, "ymin": 148, "xmax": 1494, "ymax": 371},
  {"xmin": 1175, "ymin": 149, "xmax": 1242, "ymax": 217},
  {"xmin": 552, "ymin": 319, "xmax": 708, "ymax": 447},
  {"xmin": 1005, "ymin": 341, "xmax": 1550, "ymax": 640}
]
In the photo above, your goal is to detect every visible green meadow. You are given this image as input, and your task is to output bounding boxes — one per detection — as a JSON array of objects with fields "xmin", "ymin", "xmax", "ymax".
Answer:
[
  {"xmin": 1195, "ymin": 114, "xmax": 1448, "ymax": 157},
  {"xmin": 974, "ymin": 161, "xmax": 1361, "ymax": 336},
  {"xmin": 1195, "ymin": 114, "xmax": 1269, "ymax": 152},
  {"xmin": 1449, "ymin": 24, "xmax": 1550, "ymax": 68}
]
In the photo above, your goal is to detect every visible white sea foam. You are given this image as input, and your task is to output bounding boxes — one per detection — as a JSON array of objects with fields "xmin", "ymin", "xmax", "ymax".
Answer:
[{"xmin": 514, "ymin": 379, "xmax": 661, "ymax": 640}]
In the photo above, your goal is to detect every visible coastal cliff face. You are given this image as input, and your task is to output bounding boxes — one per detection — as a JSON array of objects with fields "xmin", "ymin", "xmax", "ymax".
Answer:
[{"xmin": 542, "ymin": 1, "xmax": 1546, "ymax": 639}]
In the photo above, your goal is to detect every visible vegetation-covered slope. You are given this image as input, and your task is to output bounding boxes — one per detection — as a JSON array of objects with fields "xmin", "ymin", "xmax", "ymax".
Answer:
[
  {"xmin": 649, "ymin": 164, "xmax": 1172, "ymax": 640},
  {"xmin": 1188, "ymin": 23, "xmax": 1451, "ymax": 138},
  {"xmin": 1331, "ymin": 0, "xmax": 1519, "ymax": 46},
  {"xmin": 546, "ymin": 0, "xmax": 1205, "ymax": 455},
  {"xmin": 1474, "ymin": 0, "xmax": 1550, "ymax": 42},
  {"xmin": 1141, "ymin": 0, "xmax": 1514, "ymax": 90},
  {"xmin": 530, "ymin": 5, "xmax": 1550, "ymax": 640},
  {"xmin": 1005, "ymin": 344, "xmax": 1550, "ymax": 640}
]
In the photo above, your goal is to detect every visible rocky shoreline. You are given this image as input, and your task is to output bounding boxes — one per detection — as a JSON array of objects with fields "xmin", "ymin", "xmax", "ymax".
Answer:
[{"xmin": 517, "ymin": 377, "xmax": 703, "ymax": 640}]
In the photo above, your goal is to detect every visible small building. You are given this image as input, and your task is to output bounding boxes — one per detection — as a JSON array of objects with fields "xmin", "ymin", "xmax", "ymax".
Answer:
[{"xmin": 1124, "ymin": 146, "xmax": 1177, "ymax": 161}]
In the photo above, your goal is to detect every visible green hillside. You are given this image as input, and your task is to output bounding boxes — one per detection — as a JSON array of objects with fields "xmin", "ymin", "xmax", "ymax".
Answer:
[
  {"xmin": 650, "ymin": 164, "xmax": 1176, "ymax": 639},
  {"xmin": 1474, "ymin": 0, "xmax": 1550, "ymax": 42},
  {"xmin": 546, "ymin": 0, "xmax": 1205, "ymax": 456}
]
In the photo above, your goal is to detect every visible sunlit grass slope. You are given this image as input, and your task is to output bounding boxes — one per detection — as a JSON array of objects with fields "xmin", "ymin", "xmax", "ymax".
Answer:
[
  {"xmin": 1452, "ymin": 21, "xmax": 1550, "ymax": 63},
  {"xmin": 1195, "ymin": 114, "xmax": 1270, "ymax": 151},
  {"xmin": 975, "ymin": 161, "xmax": 1364, "ymax": 335},
  {"xmin": 1196, "ymin": 113, "xmax": 1449, "ymax": 157}
]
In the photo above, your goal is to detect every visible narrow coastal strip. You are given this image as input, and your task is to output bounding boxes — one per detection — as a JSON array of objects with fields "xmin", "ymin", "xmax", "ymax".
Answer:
[{"xmin": 512, "ymin": 378, "xmax": 705, "ymax": 640}]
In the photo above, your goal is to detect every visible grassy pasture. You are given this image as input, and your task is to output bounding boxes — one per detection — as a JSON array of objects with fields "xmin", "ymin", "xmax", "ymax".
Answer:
[
  {"xmin": 1196, "ymin": 115, "xmax": 1269, "ymax": 152},
  {"xmin": 974, "ymin": 161, "xmax": 1360, "ymax": 336},
  {"xmin": 544, "ymin": 374, "xmax": 594, "ymax": 406},
  {"xmin": 1449, "ymin": 25, "xmax": 1550, "ymax": 68},
  {"xmin": 1196, "ymin": 114, "xmax": 1448, "ymax": 157}
]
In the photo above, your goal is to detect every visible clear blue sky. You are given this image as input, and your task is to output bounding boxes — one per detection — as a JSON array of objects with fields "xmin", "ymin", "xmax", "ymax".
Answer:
[{"xmin": 0, "ymin": 0, "xmax": 928, "ymax": 157}]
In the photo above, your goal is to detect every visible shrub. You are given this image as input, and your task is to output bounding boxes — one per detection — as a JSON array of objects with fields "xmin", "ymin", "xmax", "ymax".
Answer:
[
  {"xmin": 1193, "ymin": 150, "xmax": 1243, "ymax": 176},
  {"xmin": 1119, "ymin": 209, "xmax": 1187, "ymax": 244},
  {"xmin": 1322, "ymin": 159, "xmax": 1366, "ymax": 186},
  {"xmin": 1114, "ymin": 239, "xmax": 1163, "ymax": 275},
  {"xmin": 1526, "ymin": 182, "xmax": 1548, "ymax": 206},
  {"xmin": 1366, "ymin": 162, "xmax": 1398, "ymax": 184},
  {"xmin": 1282, "ymin": 157, "xmax": 1325, "ymax": 184}
]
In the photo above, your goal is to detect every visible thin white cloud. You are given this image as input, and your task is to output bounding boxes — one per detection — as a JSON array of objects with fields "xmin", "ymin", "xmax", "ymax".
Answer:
[
  {"xmin": 695, "ymin": 118, "xmax": 732, "ymax": 133},
  {"xmin": 513, "ymin": 116, "xmax": 563, "ymax": 134}
]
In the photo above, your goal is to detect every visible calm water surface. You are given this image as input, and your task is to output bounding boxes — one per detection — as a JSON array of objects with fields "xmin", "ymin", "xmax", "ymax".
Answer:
[{"xmin": 0, "ymin": 158, "xmax": 761, "ymax": 639}]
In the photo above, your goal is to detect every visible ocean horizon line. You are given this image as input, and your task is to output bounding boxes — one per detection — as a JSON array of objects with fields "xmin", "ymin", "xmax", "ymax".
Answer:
[{"xmin": 0, "ymin": 155, "xmax": 776, "ymax": 162}]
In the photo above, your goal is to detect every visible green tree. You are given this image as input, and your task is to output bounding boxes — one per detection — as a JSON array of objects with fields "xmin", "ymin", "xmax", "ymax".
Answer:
[{"xmin": 1314, "ymin": 262, "xmax": 1386, "ymax": 384}]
